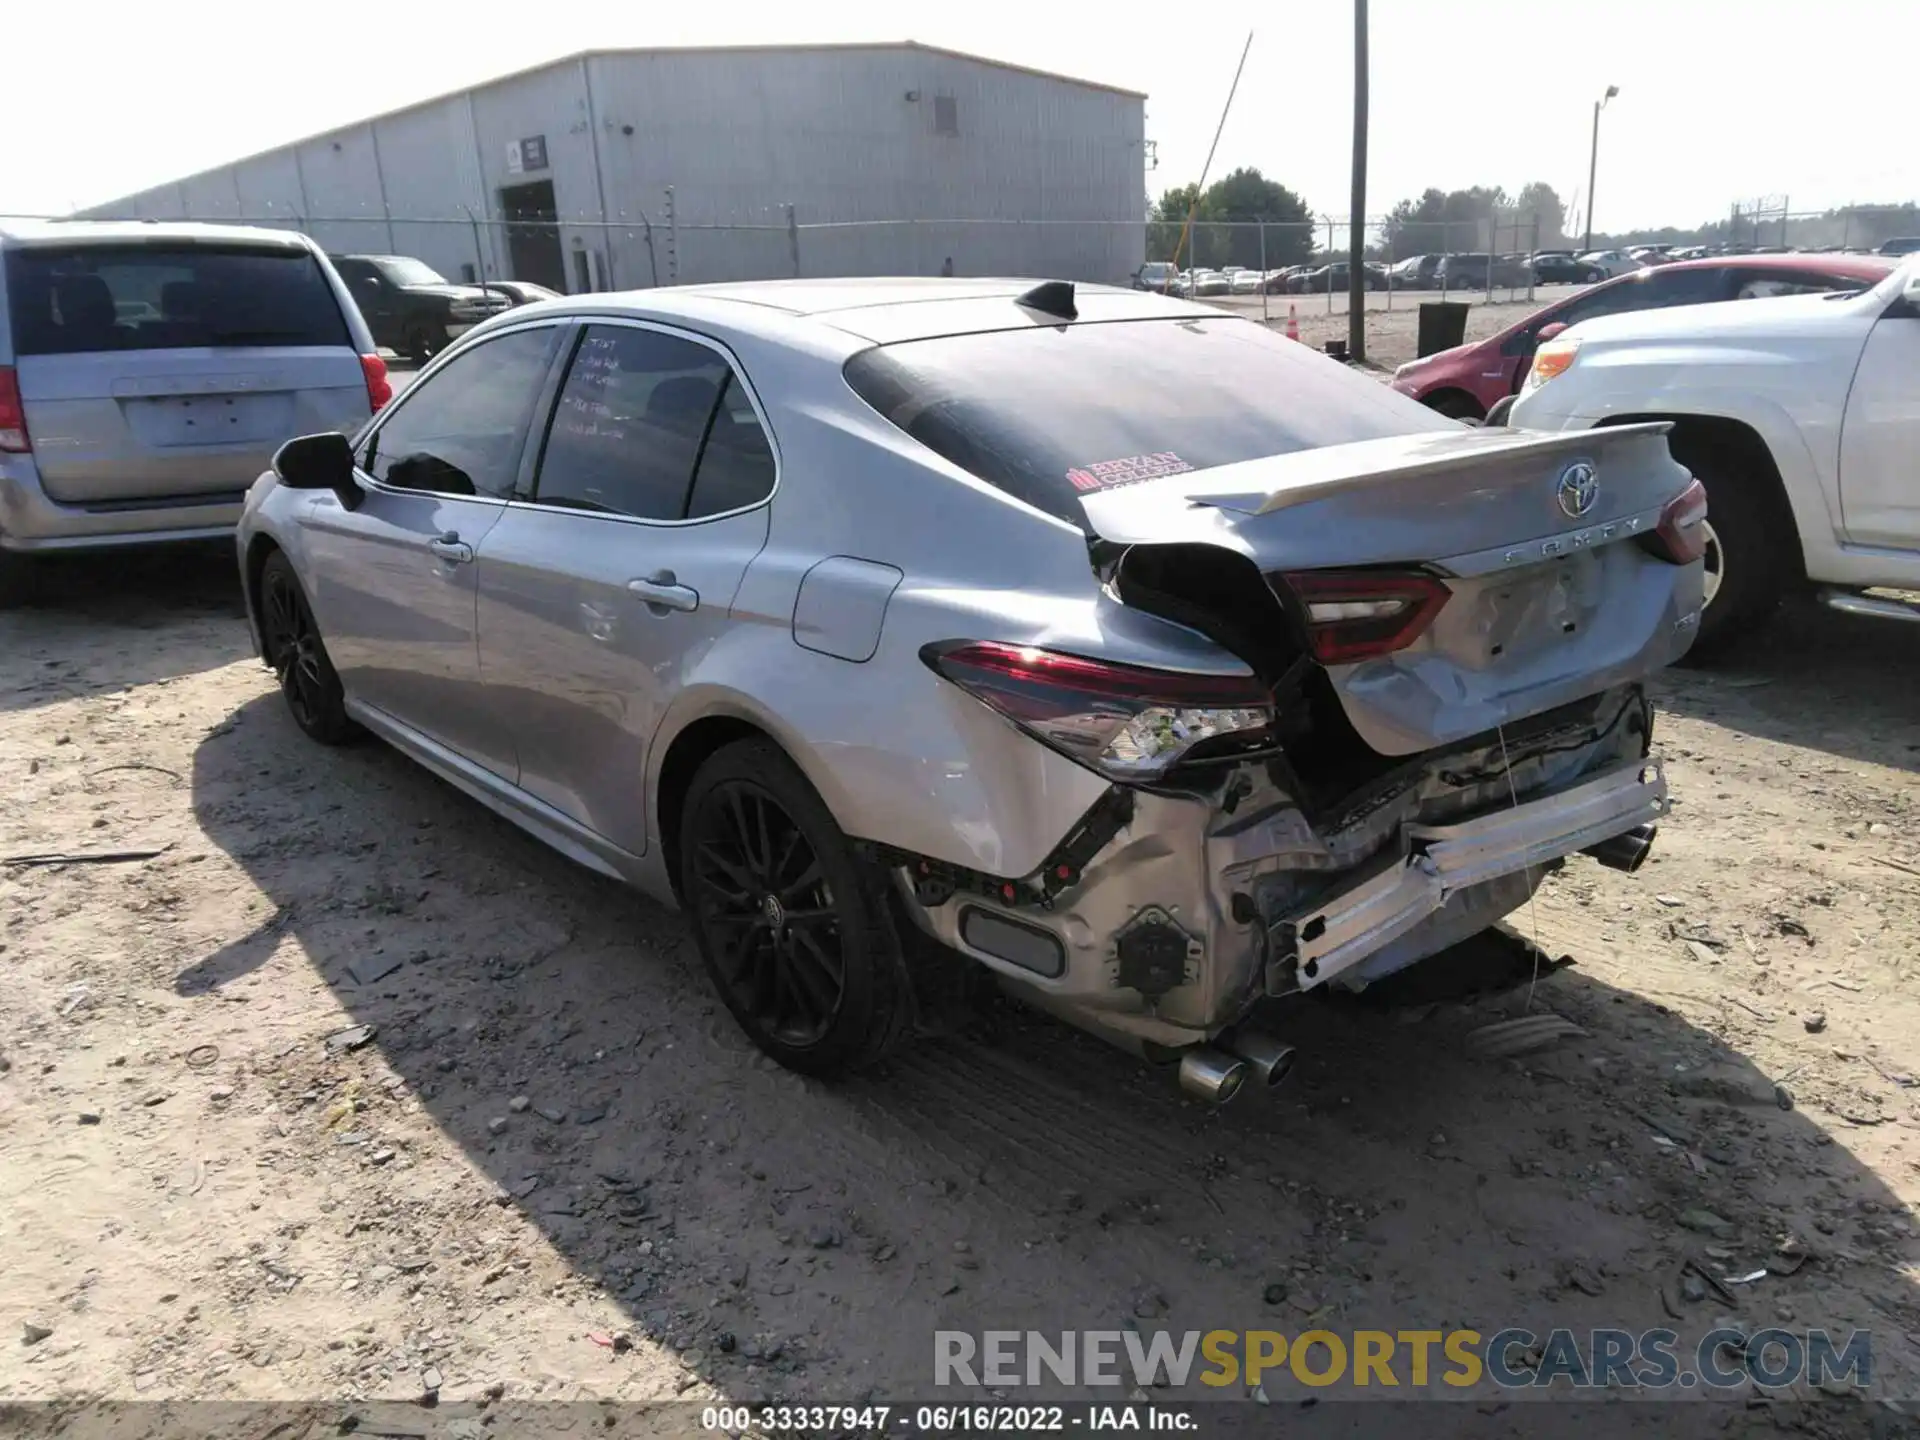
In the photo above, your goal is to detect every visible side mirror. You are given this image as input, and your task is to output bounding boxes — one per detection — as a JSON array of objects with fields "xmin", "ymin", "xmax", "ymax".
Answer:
[
  {"xmin": 1536, "ymin": 321, "xmax": 1569, "ymax": 342},
  {"xmin": 271, "ymin": 432, "xmax": 361, "ymax": 511}
]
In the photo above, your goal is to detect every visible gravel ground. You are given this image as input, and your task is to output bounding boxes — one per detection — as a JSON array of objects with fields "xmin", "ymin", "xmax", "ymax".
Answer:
[
  {"xmin": 1, "ymin": 551, "xmax": 1917, "ymax": 1437},
  {"xmin": 1202, "ymin": 287, "xmax": 1580, "ymax": 371}
]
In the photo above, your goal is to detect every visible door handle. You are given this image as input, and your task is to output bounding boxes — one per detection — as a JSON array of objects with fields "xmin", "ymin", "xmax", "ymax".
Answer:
[
  {"xmin": 627, "ymin": 572, "xmax": 700, "ymax": 613},
  {"xmin": 428, "ymin": 531, "xmax": 473, "ymax": 564}
]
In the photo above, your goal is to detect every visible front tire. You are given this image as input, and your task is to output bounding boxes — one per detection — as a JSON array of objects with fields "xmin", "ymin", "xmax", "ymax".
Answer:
[
  {"xmin": 678, "ymin": 739, "xmax": 915, "ymax": 1077},
  {"xmin": 403, "ymin": 325, "xmax": 436, "ymax": 366},
  {"xmin": 259, "ymin": 551, "xmax": 358, "ymax": 744},
  {"xmin": 1666, "ymin": 442, "xmax": 1788, "ymax": 664},
  {"xmin": 1424, "ymin": 391, "xmax": 1485, "ymax": 422}
]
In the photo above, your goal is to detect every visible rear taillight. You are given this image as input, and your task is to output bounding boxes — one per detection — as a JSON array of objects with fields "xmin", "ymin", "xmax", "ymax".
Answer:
[
  {"xmin": 1279, "ymin": 570, "xmax": 1452, "ymax": 665},
  {"xmin": 921, "ymin": 640, "xmax": 1272, "ymax": 782},
  {"xmin": 1646, "ymin": 476, "xmax": 1709, "ymax": 565},
  {"xmin": 0, "ymin": 367, "xmax": 28, "ymax": 453},
  {"xmin": 360, "ymin": 354, "xmax": 393, "ymax": 411}
]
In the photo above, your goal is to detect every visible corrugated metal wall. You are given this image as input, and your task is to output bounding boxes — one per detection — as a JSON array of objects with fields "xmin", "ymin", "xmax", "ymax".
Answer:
[{"xmin": 83, "ymin": 46, "xmax": 1147, "ymax": 289}]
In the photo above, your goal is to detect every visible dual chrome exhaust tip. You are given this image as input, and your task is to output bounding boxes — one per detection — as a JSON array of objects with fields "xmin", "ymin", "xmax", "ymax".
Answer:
[
  {"xmin": 1583, "ymin": 822, "xmax": 1659, "ymax": 875},
  {"xmin": 1176, "ymin": 1030, "xmax": 1296, "ymax": 1104}
]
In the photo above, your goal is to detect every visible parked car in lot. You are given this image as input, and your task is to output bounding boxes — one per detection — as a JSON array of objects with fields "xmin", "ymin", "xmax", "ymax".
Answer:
[
  {"xmin": 330, "ymin": 254, "xmax": 514, "ymax": 364},
  {"xmin": 1390, "ymin": 253, "xmax": 1890, "ymax": 420},
  {"xmin": 478, "ymin": 279, "xmax": 563, "ymax": 307},
  {"xmin": 0, "ymin": 220, "xmax": 386, "ymax": 600},
  {"xmin": 1229, "ymin": 268, "xmax": 1266, "ymax": 295},
  {"xmin": 1434, "ymin": 252, "xmax": 1527, "ymax": 290},
  {"xmin": 240, "ymin": 277, "xmax": 1696, "ymax": 1099},
  {"xmin": 1287, "ymin": 261, "xmax": 1387, "ymax": 294},
  {"xmin": 1877, "ymin": 237, "xmax": 1920, "ymax": 257},
  {"xmin": 1509, "ymin": 258, "xmax": 1920, "ymax": 660},
  {"xmin": 1532, "ymin": 251, "xmax": 1604, "ymax": 284},
  {"xmin": 1388, "ymin": 254, "xmax": 1442, "ymax": 289},
  {"xmin": 1133, "ymin": 261, "xmax": 1180, "ymax": 292},
  {"xmin": 1189, "ymin": 269, "xmax": 1233, "ymax": 297},
  {"xmin": 1264, "ymin": 264, "xmax": 1313, "ymax": 293},
  {"xmin": 1578, "ymin": 250, "xmax": 1644, "ymax": 279}
]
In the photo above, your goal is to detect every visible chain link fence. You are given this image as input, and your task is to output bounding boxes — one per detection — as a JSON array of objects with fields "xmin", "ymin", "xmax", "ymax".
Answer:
[{"xmin": 13, "ymin": 200, "xmax": 1566, "ymax": 311}]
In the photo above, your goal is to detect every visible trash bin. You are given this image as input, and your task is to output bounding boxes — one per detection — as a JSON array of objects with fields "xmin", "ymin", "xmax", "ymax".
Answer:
[{"xmin": 1417, "ymin": 302, "xmax": 1469, "ymax": 358}]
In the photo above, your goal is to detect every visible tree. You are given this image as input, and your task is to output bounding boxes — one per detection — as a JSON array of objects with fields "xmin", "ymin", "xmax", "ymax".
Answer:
[
  {"xmin": 1381, "ymin": 185, "xmax": 1513, "ymax": 255},
  {"xmin": 1147, "ymin": 169, "xmax": 1312, "ymax": 268},
  {"xmin": 1514, "ymin": 182, "xmax": 1568, "ymax": 248}
]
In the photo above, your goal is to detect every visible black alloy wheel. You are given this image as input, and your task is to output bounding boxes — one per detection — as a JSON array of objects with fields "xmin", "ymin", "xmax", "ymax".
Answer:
[
  {"xmin": 689, "ymin": 777, "xmax": 846, "ymax": 1048},
  {"xmin": 259, "ymin": 552, "xmax": 355, "ymax": 744},
  {"xmin": 678, "ymin": 739, "xmax": 915, "ymax": 1075}
]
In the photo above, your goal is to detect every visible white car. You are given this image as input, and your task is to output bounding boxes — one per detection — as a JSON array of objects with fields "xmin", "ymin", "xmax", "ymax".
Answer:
[
  {"xmin": 1578, "ymin": 250, "xmax": 1645, "ymax": 279},
  {"xmin": 1229, "ymin": 268, "xmax": 1265, "ymax": 294},
  {"xmin": 1508, "ymin": 259, "xmax": 1920, "ymax": 659}
]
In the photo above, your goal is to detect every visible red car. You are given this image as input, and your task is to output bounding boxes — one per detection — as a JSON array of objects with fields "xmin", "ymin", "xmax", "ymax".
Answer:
[{"xmin": 1389, "ymin": 254, "xmax": 1894, "ymax": 420}]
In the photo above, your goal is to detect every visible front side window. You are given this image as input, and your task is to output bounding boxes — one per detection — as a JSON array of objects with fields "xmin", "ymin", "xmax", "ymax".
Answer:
[
  {"xmin": 360, "ymin": 326, "xmax": 560, "ymax": 499},
  {"xmin": 6, "ymin": 244, "xmax": 351, "ymax": 355},
  {"xmin": 533, "ymin": 325, "xmax": 775, "ymax": 521}
]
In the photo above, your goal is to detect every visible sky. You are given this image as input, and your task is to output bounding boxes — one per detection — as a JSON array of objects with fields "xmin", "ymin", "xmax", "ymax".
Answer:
[{"xmin": 5, "ymin": 0, "xmax": 1911, "ymax": 230}]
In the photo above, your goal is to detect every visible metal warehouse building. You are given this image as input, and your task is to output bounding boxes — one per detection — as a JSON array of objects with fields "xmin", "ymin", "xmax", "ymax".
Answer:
[{"xmin": 83, "ymin": 43, "xmax": 1147, "ymax": 292}]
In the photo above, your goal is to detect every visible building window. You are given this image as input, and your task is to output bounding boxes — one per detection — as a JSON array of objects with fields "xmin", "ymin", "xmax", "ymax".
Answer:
[{"xmin": 934, "ymin": 94, "xmax": 958, "ymax": 136}]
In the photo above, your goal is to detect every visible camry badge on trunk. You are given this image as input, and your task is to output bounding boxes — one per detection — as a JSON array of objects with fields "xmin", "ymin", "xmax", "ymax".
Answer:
[{"xmin": 1556, "ymin": 461, "xmax": 1600, "ymax": 518}]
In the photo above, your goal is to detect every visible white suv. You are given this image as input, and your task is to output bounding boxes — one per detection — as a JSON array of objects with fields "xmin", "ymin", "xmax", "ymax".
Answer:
[{"xmin": 1508, "ymin": 259, "xmax": 1920, "ymax": 659}]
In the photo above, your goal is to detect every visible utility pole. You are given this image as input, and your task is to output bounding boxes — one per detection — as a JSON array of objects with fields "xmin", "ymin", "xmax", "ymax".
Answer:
[
  {"xmin": 1582, "ymin": 84, "xmax": 1619, "ymax": 253},
  {"xmin": 1347, "ymin": 0, "xmax": 1369, "ymax": 362}
]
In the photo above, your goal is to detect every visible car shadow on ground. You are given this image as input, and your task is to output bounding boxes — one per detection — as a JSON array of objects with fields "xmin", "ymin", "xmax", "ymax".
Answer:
[
  {"xmin": 1653, "ymin": 603, "xmax": 1920, "ymax": 775},
  {"xmin": 1, "ymin": 545, "xmax": 249, "ymax": 716},
  {"xmin": 180, "ymin": 693, "xmax": 1918, "ymax": 1432}
]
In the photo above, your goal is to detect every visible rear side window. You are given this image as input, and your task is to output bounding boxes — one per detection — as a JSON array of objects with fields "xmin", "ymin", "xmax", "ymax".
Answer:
[
  {"xmin": 533, "ymin": 324, "xmax": 775, "ymax": 521},
  {"xmin": 844, "ymin": 315, "xmax": 1450, "ymax": 529},
  {"xmin": 5, "ymin": 244, "xmax": 352, "ymax": 355}
]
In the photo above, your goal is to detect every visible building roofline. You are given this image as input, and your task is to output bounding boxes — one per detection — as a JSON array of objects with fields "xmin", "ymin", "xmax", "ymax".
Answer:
[{"xmin": 81, "ymin": 40, "xmax": 1143, "ymax": 213}]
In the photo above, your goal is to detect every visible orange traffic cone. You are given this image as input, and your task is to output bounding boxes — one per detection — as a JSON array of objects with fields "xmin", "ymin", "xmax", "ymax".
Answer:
[{"xmin": 1286, "ymin": 303, "xmax": 1301, "ymax": 342}]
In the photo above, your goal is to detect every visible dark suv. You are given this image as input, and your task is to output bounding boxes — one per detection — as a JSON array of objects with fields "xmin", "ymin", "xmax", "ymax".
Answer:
[{"xmin": 330, "ymin": 255, "xmax": 513, "ymax": 364}]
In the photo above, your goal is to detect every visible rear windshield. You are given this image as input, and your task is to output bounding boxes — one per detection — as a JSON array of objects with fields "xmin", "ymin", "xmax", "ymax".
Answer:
[
  {"xmin": 843, "ymin": 315, "xmax": 1448, "ymax": 528},
  {"xmin": 5, "ymin": 244, "xmax": 351, "ymax": 356}
]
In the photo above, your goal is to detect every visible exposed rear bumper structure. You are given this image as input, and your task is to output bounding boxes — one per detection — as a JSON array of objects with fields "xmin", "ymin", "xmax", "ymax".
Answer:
[{"xmin": 1270, "ymin": 758, "xmax": 1667, "ymax": 992}]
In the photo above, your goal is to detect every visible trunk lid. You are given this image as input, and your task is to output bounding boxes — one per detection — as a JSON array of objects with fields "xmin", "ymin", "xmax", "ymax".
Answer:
[{"xmin": 1085, "ymin": 423, "xmax": 1702, "ymax": 756}]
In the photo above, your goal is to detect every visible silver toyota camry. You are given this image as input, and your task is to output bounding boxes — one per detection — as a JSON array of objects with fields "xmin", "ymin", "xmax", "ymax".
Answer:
[{"xmin": 237, "ymin": 278, "xmax": 1707, "ymax": 1101}]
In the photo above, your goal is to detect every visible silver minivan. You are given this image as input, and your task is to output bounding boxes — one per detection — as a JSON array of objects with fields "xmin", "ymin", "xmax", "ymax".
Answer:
[{"xmin": 0, "ymin": 221, "xmax": 385, "ymax": 598}]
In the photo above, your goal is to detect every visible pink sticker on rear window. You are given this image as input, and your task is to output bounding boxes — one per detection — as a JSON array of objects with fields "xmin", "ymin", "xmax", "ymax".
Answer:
[{"xmin": 1065, "ymin": 452, "xmax": 1195, "ymax": 493}]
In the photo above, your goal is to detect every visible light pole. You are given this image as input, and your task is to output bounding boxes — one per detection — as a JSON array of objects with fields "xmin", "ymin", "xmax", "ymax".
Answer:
[{"xmin": 1582, "ymin": 85, "xmax": 1619, "ymax": 254}]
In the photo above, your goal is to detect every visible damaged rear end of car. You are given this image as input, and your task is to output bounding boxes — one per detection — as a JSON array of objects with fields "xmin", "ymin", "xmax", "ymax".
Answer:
[{"xmin": 842, "ymin": 305, "xmax": 1705, "ymax": 1098}]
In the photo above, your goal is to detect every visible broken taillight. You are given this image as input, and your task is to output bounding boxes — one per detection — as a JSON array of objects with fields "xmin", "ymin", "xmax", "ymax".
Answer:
[
  {"xmin": 1278, "ymin": 570, "xmax": 1452, "ymax": 665},
  {"xmin": 1645, "ymin": 476, "xmax": 1709, "ymax": 565},
  {"xmin": 920, "ymin": 640, "xmax": 1273, "ymax": 782}
]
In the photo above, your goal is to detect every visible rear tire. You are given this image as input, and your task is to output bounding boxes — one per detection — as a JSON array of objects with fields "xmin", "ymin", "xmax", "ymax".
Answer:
[
  {"xmin": 0, "ymin": 551, "xmax": 35, "ymax": 608},
  {"xmin": 678, "ymin": 739, "xmax": 915, "ymax": 1077},
  {"xmin": 1667, "ymin": 441, "xmax": 1788, "ymax": 665},
  {"xmin": 259, "ymin": 551, "xmax": 358, "ymax": 744}
]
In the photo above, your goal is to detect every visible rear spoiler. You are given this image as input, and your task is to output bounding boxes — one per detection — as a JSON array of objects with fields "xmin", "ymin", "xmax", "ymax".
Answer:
[{"xmin": 1206, "ymin": 422, "xmax": 1675, "ymax": 517}]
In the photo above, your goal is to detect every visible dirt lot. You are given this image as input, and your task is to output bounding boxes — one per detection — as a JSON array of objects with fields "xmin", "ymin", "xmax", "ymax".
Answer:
[{"xmin": 2, "ymin": 553, "xmax": 1918, "ymax": 1436}]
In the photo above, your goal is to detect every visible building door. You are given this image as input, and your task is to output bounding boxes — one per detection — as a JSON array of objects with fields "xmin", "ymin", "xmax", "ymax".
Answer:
[{"xmin": 500, "ymin": 179, "xmax": 566, "ymax": 293}]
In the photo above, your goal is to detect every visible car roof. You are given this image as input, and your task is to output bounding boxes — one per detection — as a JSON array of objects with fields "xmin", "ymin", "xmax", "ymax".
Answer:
[
  {"xmin": 0, "ymin": 218, "xmax": 316, "ymax": 251},
  {"xmin": 592, "ymin": 276, "xmax": 1212, "ymax": 345},
  {"xmin": 1650, "ymin": 253, "xmax": 1894, "ymax": 280}
]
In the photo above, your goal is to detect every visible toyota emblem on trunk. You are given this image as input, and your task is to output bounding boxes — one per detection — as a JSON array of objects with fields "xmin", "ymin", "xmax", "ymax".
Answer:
[{"xmin": 1556, "ymin": 460, "xmax": 1600, "ymax": 518}]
